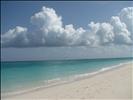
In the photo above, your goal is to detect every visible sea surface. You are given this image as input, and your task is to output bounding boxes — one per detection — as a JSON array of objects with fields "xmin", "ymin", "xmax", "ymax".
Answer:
[{"xmin": 1, "ymin": 58, "xmax": 133, "ymax": 94}]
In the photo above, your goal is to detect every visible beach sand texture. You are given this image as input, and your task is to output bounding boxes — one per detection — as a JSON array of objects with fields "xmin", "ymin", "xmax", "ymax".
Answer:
[{"xmin": 2, "ymin": 63, "xmax": 133, "ymax": 100}]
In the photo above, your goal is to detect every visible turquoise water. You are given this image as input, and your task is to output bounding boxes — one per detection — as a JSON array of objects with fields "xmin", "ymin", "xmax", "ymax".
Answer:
[{"xmin": 1, "ymin": 58, "xmax": 132, "ymax": 93}]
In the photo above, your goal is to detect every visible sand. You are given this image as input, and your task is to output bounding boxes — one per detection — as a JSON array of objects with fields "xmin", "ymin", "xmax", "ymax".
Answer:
[{"xmin": 2, "ymin": 63, "xmax": 133, "ymax": 100}]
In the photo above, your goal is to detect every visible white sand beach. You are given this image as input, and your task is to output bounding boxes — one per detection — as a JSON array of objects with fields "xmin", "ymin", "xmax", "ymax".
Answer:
[{"xmin": 2, "ymin": 63, "xmax": 133, "ymax": 100}]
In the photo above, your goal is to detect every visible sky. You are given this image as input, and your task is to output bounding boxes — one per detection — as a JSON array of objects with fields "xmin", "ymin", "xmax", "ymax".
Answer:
[
  {"xmin": 1, "ymin": 1, "xmax": 133, "ymax": 33},
  {"xmin": 1, "ymin": 1, "xmax": 133, "ymax": 61}
]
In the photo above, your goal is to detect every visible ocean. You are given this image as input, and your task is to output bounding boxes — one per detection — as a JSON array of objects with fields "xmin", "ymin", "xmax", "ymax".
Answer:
[{"xmin": 1, "ymin": 58, "xmax": 132, "ymax": 94}]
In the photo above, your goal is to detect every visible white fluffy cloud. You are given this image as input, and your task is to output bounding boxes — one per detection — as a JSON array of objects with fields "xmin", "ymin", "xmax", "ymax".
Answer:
[
  {"xmin": 1, "ymin": 6, "xmax": 133, "ymax": 47},
  {"xmin": 31, "ymin": 6, "xmax": 63, "ymax": 33},
  {"xmin": 119, "ymin": 7, "xmax": 133, "ymax": 36},
  {"xmin": 111, "ymin": 16, "xmax": 132, "ymax": 44},
  {"xmin": 95, "ymin": 22, "xmax": 114, "ymax": 45},
  {"xmin": 1, "ymin": 26, "xmax": 28, "ymax": 47}
]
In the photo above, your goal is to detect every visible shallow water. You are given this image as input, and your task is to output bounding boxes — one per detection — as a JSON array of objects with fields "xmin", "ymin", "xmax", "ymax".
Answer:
[{"xmin": 1, "ymin": 58, "xmax": 132, "ymax": 93}]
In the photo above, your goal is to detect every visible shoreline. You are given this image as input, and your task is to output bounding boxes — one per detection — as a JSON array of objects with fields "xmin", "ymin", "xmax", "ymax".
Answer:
[{"xmin": 2, "ymin": 61, "xmax": 132, "ymax": 99}]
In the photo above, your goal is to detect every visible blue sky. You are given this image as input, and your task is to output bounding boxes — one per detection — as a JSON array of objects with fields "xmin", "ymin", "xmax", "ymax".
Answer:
[
  {"xmin": 1, "ymin": 1, "xmax": 132, "ymax": 33},
  {"xmin": 1, "ymin": 1, "xmax": 133, "ymax": 61}
]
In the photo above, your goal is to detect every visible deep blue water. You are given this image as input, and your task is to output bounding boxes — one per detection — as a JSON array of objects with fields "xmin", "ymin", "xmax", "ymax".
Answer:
[{"xmin": 1, "ymin": 58, "xmax": 132, "ymax": 93}]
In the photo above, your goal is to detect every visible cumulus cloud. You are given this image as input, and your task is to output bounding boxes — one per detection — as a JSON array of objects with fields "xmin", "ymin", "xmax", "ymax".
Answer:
[
  {"xmin": 119, "ymin": 7, "xmax": 133, "ymax": 36},
  {"xmin": 95, "ymin": 22, "xmax": 114, "ymax": 45},
  {"xmin": 110, "ymin": 16, "xmax": 132, "ymax": 44},
  {"xmin": 1, "ymin": 26, "xmax": 29, "ymax": 47},
  {"xmin": 31, "ymin": 6, "xmax": 63, "ymax": 33},
  {"xmin": 1, "ymin": 6, "xmax": 133, "ymax": 47}
]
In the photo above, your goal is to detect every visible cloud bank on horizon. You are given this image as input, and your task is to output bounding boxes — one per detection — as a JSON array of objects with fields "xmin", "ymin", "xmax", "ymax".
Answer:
[{"xmin": 1, "ymin": 6, "xmax": 133, "ymax": 47}]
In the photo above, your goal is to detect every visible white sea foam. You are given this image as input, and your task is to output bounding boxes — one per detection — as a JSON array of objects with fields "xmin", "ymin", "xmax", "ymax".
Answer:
[
  {"xmin": 74, "ymin": 61, "xmax": 132, "ymax": 80},
  {"xmin": 44, "ymin": 78, "xmax": 61, "ymax": 84}
]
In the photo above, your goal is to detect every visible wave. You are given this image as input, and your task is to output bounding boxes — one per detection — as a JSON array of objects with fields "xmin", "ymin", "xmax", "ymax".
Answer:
[
  {"xmin": 73, "ymin": 61, "xmax": 132, "ymax": 79},
  {"xmin": 2, "ymin": 61, "xmax": 132, "ymax": 98}
]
